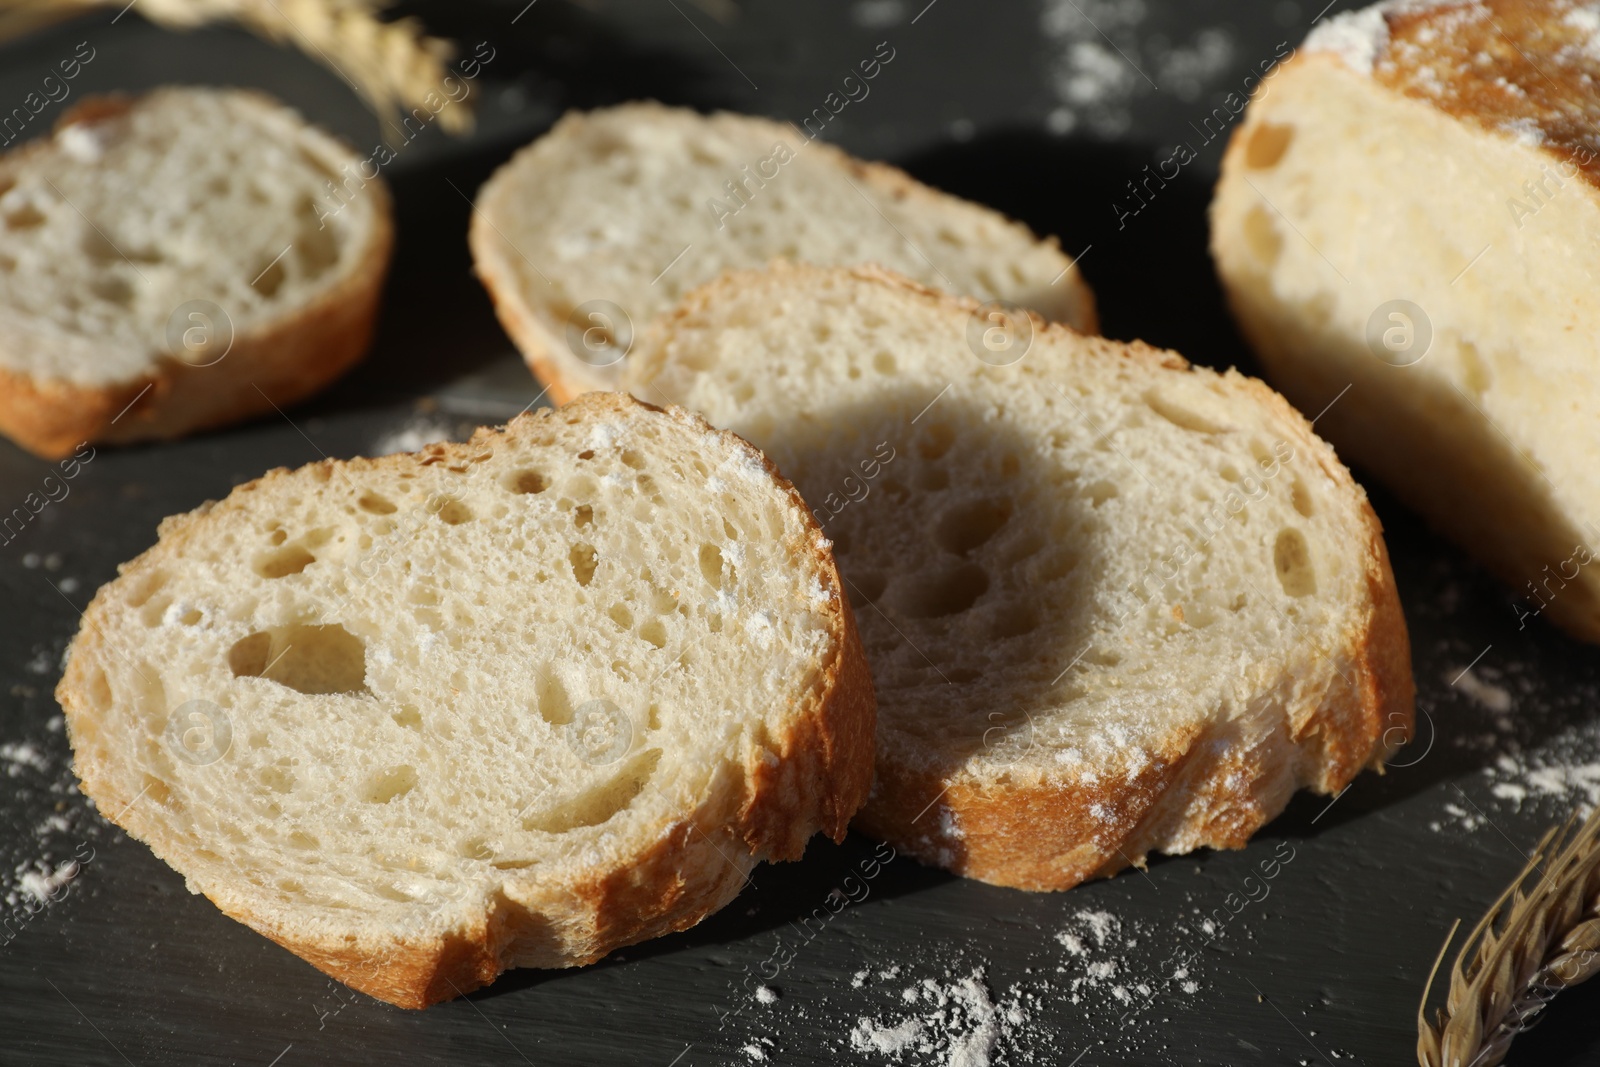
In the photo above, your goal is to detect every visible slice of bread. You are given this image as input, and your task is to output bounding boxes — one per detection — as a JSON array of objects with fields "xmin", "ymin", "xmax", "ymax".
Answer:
[
  {"xmin": 1212, "ymin": 0, "xmax": 1600, "ymax": 641},
  {"xmin": 55, "ymin": 392, "xmax": 874, "ymax": 1007},
  {"xmin": 469, "ymin": 101, "xmax": 1096, "ymax": 403},
  {"xmin": 625, "ymin": 263, "xmax": 1412, "ymax": 891},
  {"xmin": 0, "ymin": 88, "xmax": 393, "ymax": 459}
]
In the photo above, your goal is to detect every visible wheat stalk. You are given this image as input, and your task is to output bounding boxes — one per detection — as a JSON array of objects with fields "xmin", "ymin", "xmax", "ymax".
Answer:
[
  {"xmin": 0, "ymin": 0, "xmax": 470, "ymax": 134},
  {"xmin": 1419, "ymin": 803, "xmax": 1600, "ymax": 1067}
]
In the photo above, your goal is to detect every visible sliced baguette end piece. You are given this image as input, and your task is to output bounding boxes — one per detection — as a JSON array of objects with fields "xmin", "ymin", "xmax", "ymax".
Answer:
[
  {"xmin": 469, "ymin": 101, "xmax": 1095, "ymax": 403},
  {"xmin": 0, "ymin": 88, "xmax": 394, "ymax": 459}
]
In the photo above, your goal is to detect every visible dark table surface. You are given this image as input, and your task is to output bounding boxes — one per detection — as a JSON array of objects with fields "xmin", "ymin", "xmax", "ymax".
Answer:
[{"xmin": 3, "ymin": 0, "xmax": 1600, "ymax": 1063}]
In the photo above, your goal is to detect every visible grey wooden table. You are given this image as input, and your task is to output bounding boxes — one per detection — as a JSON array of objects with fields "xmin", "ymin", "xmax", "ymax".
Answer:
[{"xmin": 3, "ymin": 1, "xmax": 1599, "ymax": 1063}]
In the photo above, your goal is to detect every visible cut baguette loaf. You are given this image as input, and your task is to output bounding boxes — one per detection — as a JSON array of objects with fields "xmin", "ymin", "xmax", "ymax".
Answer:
[
  {"xmin": 625, "ymin": 263, "xmax": 1413, "ymax": 891},
  {"xmin": 1212, "ymin": 0, "xmax": 1600, "ymax": 641},
  {"xmin": 0, "ymin": 87, "xmax": 393, "ymax": 459},
  {"xmin": 55, "ymin": 392, "xmax": 874, "ymax": 1007},
  {"xmin": 469, "ymin": 101, "xmax": 1096, "ymax": 403}
]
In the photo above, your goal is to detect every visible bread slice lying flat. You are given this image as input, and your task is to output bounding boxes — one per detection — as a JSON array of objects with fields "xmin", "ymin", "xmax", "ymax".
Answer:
[
  {"xmin": 1213, "ymin": 0, "xmax": 1600, "ymax": 641},
  {"xmin": 56, "ymin": 392, "xmax": 873, "ymax": 1007},
  {"xmin": 626, "ymin": 264, "xmax": 1412, "ymax": 891},
  {"xmin": 0, "ymin": 88, "xmax": 392, "ymax": 459},
  {"xmin": 469, "ymin": 102, "xmax": 1095, "ymax": 403}
]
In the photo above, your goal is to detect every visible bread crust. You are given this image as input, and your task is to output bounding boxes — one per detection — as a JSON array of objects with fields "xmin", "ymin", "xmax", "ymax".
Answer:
[
  {"xmin": 55, "ymin": 393, "xmax": 875, "ymax": 1007},
  {"xmin": 633, "ymin": 261, "xmax": 1414, "ymax": 892},
  {"xmin": 0, "ymin": 91, "xmax": 394, "ymax": 460},
  {"xmin": 469, "ymin": 101, "xmax": 1097, "ymax": 404}
]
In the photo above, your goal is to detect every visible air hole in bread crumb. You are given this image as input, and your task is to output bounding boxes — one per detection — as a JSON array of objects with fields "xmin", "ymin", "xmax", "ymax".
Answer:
[
  {"xmin": 935, "ymin": 498, "xmax": 1012, "ymax": 555},
  {"xmin": 358, "ymin": 491, "xmax": 397, "ymax": 515},
  {"xmin": 141, "ymin": 775, "xmax": 171, "ymax": 807},
  {"xmin": 393, "ymin": 704, "xmax": 422, "ymax": 730},
  {"xmin": 991, "ymin": 605, "xmax": 1038, "ymax": 638},
  {"xmin": 459, "ymin": 836, "xmax": 495, "ymax": 861},
  {"xmin": 523, "ymin": 748, "xmax": 662, "ymax": 833},
  {"xmin": 228, "ymin": 624, "xmax": 368, "ymax": 695},
  {"xmin": 1291, "ymin": 478, "xmax": 1314, "ymax": 518},
  {"xmin": 899, "ymin": 563, "xmax": 988, "ymax": 618},
  {"xmin": 608, "ymin": 603, "xmax": 634, "ymax": 630},
  {"xmin": 699, "ymin": 543, "xmax": 725, "ymax": 590},
  {"xmin": 294, "ymin": 198, "xmax": 340, "ymax": 276},
  {"xmin": 506, "ymin": 469, "xmax": 549, "ymax": 494},
  {"xmin": 87, "ymin": 669, "xmax": 112, "ymax": 711},
  {"xmin": 268, "ymin": 528, "xmax": 287, "ymax": 545},
  {"xmin": 638, "ymin": 619, "xmax": 668, "ymax": 649},
  {"xmin": 578, "ymin": 450, "xmax": 595, "ymax": 461},
  {"xmin": 918, "ymin": 423, "xmax": 956, "ymax": 460},
  {"xmin": 4, "ymin": 204, "xmax": 45, "ymax": 230},
  {"xmin": 1273, "ymin": 528, "xmax": 1317, "ymax": 597},
  {"xmin": 873, "ymin": 351, "xmax": 897, "ymax": 374},
  {"xmin": 125, "ymin": 569, "xmax": 168, "ymax": 609},
  {"xmin": 570, "ymin": 543, "xmax": 597, "ymax": 586},
  {"xmin": 1459, "ymin": 339, "xmax": 1492, "ymax": 395},
  {"xmin": 1086, "ymin": 480, "xmax": 1119, "ymax": 506},
  {"xmin": 250, "ymin": 258, "xmax": 286, "ymax": 298},
  {"xmin": 139, "ymin": 594, "xmax": 172, "ymax": 628},
  {"xmin": 1145, "ymin": 389, "xmax": 1228, "ymax": 434},
  {"xmin": 916, "ymin": 465, "xmax": 950, "ymax": 491},
  {"xmin": 1245, "ymin": 120, "xmax": 1294, "ymax": 168},
  {"xmin": 431, "ymin": 496, "xmax": 472, "ymax": 525},
  {"xmin": 259, "ymin": 763, "xmax": 295, "ymax": 793},
  {"xmin": 575, "ymin": 504, "xmax": 594, "ymax": 529},
  {"xmin": 288, "ymin": 831, "xmax": 319, "ymax": 850},
  {"xmin": 179, "ymin": 608, "xmax": 202, "ymax": 626},
  {"xmin": 90, "ymin": 275, "xmax": 135, "ymax": 307},
  {"xmin": 535, "ymin": 671, "xmax": 573, "ymax": 726},
  {"xmin": 255, "ymin": 544, "xmax": 316, "ymax": 578},
  {"xmin": 1243, "ymin": 205, "xmax": 1282, "ymax": 267},
  {"xmin": 361, "ymin": 765, "xmax": 418, "ymax": 804}
]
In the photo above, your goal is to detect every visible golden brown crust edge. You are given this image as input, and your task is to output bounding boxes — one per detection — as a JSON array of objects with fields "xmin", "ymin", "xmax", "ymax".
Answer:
[
  {"xmin": 55, "ymin": 392, "xmax": 876, "ymax": 1007},
  {"xmin": 468, "ymin": 101, "xmax": 1098, "ymax": 404},
  {"xmin": 0, "ymin": 93, "xmax": 395, "ymax": 460}
]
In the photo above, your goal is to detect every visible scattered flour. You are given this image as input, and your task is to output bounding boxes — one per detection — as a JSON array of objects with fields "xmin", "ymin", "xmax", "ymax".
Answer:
[
  {"xmin": 849, "ymin": 969, "xmax": 1015, "ymax": 1067},
  {"xmin": 1, "ymin": 725, "xmax": 93, "ymax": 919},
  {"xmin": 370, "ymin": 414, "xmax": 455, "ymax": 456},
  {"xmin": 1040, "ymin": 0, "xmax": 1237, "ymax": 136},
  {"xmin": 1450, "ymin": 665, "xmax": 1513, "ymax": 713}
]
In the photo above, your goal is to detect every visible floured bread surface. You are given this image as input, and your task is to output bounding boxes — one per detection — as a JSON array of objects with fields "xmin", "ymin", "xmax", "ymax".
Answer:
[
  {"xmin": 470, "ymin": 101, "xmax": 1095, "ymax": 401},
  {"xmin": 626, "ymin": 264, "xmax": 1412, "ymax": 891},
  {"xmin": 56, "ymin": 392, "xmax": 874, "ymax": 1006},
  {"xmin": 0, "ymin": 87, "xmax": 392, "ymax": 457},
  {"xmin": 1213, "ymin": 0, "xmax": 1600, "ymax": 640}
]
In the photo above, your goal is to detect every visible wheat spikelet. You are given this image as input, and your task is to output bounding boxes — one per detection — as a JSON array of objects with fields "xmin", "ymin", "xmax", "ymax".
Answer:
[
  {"xmin": 0, "ymin": 0, "xmax": 469, "ymax": 134},
  {"xmin": 1419, "ymin": 803, "xmax": 1600, "ymax": 1067}
]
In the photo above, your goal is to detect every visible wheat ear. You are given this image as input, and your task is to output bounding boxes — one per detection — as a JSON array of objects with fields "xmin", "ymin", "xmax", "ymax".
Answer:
[{"xmin": 1419, "ymin": 803, "xmax": 1600, "ymax": 1067}]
